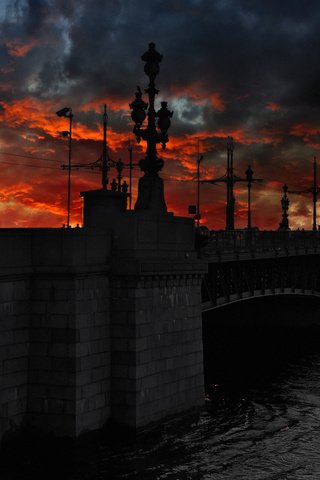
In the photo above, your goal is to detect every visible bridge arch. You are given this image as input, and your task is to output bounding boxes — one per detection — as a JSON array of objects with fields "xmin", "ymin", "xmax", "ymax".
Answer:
[
  {"xmin": 202, "ymin": 290, "xmax": 320, "ymax": 312},
  {"xmin": 202, "ymin": 252, "xmax": 320, "ymax": 312}
]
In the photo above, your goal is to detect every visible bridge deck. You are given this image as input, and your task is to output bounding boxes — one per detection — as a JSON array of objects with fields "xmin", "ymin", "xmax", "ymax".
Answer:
[{"xmin": 200, "ymin": 231, "xmax": 320, "ymax": 310}]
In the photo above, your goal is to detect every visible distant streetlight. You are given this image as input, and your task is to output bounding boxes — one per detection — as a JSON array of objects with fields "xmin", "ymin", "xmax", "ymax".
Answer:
[
  {"xmin": 279, "ymin": 183, "xmax": 290, "ymax": 230},
  {"xmin": 56, "ymin": 107, "xmax": 73, "ymax": 227}
]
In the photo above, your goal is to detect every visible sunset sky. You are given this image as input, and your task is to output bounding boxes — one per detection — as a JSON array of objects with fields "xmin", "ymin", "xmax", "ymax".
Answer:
[{"xmin": 1, "ymin": 0, "xmax": 320, "ymax": 229}]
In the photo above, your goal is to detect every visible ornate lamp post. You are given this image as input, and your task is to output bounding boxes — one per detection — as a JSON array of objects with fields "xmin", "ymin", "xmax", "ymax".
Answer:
[
  {"xmin": 129, "ymin": 42, "xmax": 173, "ymax": 212},
  {"xmin": 279, "ymin": 183, "xmax": 290, "ymax": 230}
]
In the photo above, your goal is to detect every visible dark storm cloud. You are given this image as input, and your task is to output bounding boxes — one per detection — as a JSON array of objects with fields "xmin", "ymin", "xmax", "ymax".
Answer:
[
  {"xmin": 2, "ymin": 0, "xmax": 320, "ymax": 126},
  {"xmin": 1, "ymin": 0, "xmax": 320, "ymax": 228}
]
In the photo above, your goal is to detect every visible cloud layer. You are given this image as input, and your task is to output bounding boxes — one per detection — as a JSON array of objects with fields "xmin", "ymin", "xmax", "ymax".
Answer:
[{"xmin": 1, "ymin": 0, "xmax": 320, "ymax": 229}]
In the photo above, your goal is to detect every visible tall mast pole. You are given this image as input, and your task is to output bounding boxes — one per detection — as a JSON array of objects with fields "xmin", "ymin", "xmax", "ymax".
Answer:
[
  {"xmin": 313, "ymin": 156, "xmax": 317, "ymax": 231},
  {"xmin": 102, "ymin": 104, "xmax": 108, "ymax": 190},
  {"xmin": 226, "ymin": 136, "xmax": 234, "ymax": 230},
  {"xmin": 230, "ymin": 137, "xmax": 234, "ymax": 230},
  {"xmin": 128, "ymin": 145, "xmax": 133, "ymax": 210},
  {"xmin": 226, "ymin": 138, "xmax": 230, "ymax": 230},
  {"xmin": 67, "ymin": 111, "xmax": 73, "ymax": 227},
  {"xmin": 245, "ymin": 165, "xmax": 253, "ymax": 230},
  {"xmin": 197, "ymin": 138, "xmax": 200, "ymax": 228}
]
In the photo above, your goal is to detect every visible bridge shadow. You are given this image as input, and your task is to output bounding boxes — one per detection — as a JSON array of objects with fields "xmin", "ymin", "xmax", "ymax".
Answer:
[{"xmin": 202, "ymin": 294, "xmax": 320, "ymax": 399}]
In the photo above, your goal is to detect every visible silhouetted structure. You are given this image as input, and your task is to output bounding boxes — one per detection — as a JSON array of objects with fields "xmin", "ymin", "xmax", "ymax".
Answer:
[
  {"xmin": 202, "ymin": 137, "xmax": 237, "ymax": 229},
  {"xmin": 202, "ymin": 138, "xmax": 262, "ymax": 230},
  {"xmin": 279, "ymin": 183, "xmax": 290, "ymax": 230},
  {"xmin": 102, "ymin": 104, "xmax": 109, "ymax": 190},
  {"xmin": 288, "ymin": 157, "xmax": 319, "ymax": 231},
  {"xmin": 225, "ymin": 137, "xmax": 235, "ymax": 230},
  {"xmin": 196, "ymin": 139, "xmax": 204, "ymax": 227},
  {"xmin": 61, "ymin": 106, "xmax": 130, "ymax": 195},
  {"xmin": 130, "ymin": 43, "xmax": 173, "ymax": 212},
  {"xmin": 245, "ymin": 165, "xmax": 253, "ymax": 229},
  {"xmin": 245, "ymin": 165, "xmax": 263, "ymax": 230},
  {"xmin": 56, "ymin": 107, "xmax": 73, "ymax": 227}
]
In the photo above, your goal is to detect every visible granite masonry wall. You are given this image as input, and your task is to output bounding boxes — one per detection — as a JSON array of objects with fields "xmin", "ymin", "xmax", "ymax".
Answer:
[
  {"xmin": 27, "ymin": 271, "xmax": 111, "ymax": 437},
  {"xmin": 111, "ymin": 272, "xmax": 204, "ymax": 428},
  {"xmin": 0, "ymin": 228, "xmax": 112, "ymax": 441},
  {"xmin": 0, "ymin": 273, "xmax": 30, "ymax": 441}
]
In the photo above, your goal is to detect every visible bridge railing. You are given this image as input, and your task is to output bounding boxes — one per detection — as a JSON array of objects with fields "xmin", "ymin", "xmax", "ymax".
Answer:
[{"xmin": 201, "ymin": 229, "xmax": 320, "ymax": 257}]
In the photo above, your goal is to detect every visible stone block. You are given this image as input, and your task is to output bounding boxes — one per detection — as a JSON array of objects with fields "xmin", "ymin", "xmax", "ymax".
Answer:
[
  {"xmin": 95, "ymin": 393, "xmax": 106, "ymax": 409},
  {"xmin": 91, "ymin": 366, "xmax": 109, "ymax": 383},
  {"xmin": 3, "ymin": 357, "xmax": 28, "ymax": 374}
]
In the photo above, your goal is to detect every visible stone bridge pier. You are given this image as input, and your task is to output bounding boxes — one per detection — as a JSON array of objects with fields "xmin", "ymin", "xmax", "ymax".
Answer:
[{"xmin": 84, "ymin": 190, "xmax": 207, "ymax": 430}]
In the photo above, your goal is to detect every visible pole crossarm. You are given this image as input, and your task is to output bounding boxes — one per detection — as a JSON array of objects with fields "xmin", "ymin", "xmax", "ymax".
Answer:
[{"xmin": 287, "ymin": 157, "xmax": 318, "ymax": 230}]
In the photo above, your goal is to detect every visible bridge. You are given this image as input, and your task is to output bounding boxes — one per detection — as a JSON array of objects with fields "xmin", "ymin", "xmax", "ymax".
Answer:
[
  {"xmin": 1, "ymin": 42, "xmax": 320, "ymax": 445},
  {"xmin": 2, "ymin": 222, "xmax": 320, "ymax": 444},
  {"xmin": 200, "ymin": 230, "xmax": 320, "ymax": 311}
]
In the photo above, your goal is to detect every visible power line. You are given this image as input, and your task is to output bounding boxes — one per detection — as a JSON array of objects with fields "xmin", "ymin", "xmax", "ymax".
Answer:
[
  {"xmin": 0, "ymin": 160, "xmax": 101, "ymax": 175},
  {"xmin": 0, "ymin": 151, "xmax": 62, "ymax": 164},
  {"xmin": 0, "ymin": 161, "xmax": 60, "ymax": 170}
]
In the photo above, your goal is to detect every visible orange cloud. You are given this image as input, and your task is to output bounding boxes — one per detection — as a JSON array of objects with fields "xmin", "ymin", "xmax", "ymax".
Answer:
[
  {"xmin": 0, "ymin": 98, "xmax": 131, "ymax": 151},
  {"xmin": 266, "ymin": 102, "xmax": 280, "ymax": 112},
  {"xmin": 5, "ymin": 39, "xmax": 40, "ymax": 57},
  {"xmin": 290, "ymin": 123, "xmax": 320, "ymax": 137},
  {"xmin": 81, "ymin": 97, "xmax": 130, "ymax": 113}
]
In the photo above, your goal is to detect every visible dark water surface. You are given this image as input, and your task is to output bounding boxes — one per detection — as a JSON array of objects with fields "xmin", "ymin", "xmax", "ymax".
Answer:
[{"xmin": 2, "ymin": 296, "xmax": 320, "ymax": 479}]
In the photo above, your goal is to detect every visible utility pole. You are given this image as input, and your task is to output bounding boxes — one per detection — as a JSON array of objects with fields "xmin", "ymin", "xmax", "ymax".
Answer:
[
  {"xmin": 288, "ymin": 157, "xmax": 319, "ymax": 231},
  {"xmin": 244, "ymin": 165, "xmax": 262, "ymax": 230},
  {"xmin": 245, "ymin": 165, "xmax": 253, "ymax": 230},
  {"xmin": 102, "ymin": 104, "xmax": 108, "ymax": 190},
  {"xmin": 202, "ymin": 142, "xmax": 262, "ymax": 231},
  {"xmin": 196, "ymin": 138, "xmax": 204, "ymax": 228},
  {"xmin": 313, "ymin": 156, "xmax": 317, "ymax": 231},
  {"xmin": 226, "ymin": 136, "xmax": 235, "ymax": 230},
  {"xmin": 56, "ymin": 107, "xmax": 73, "ymax": 227},
  {"xmin": 128, "ymin": 145, "xmax": 133, "ymax": 210}
]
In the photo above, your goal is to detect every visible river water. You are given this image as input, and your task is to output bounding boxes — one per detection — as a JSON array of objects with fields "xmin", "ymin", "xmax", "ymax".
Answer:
[
  {"xmin": 2, "ymin": 296, "xmax": 320, "ymax": 479},
  {"xmin": 102, "ymin": 296, "xmax": 320, "ymax": 480}
]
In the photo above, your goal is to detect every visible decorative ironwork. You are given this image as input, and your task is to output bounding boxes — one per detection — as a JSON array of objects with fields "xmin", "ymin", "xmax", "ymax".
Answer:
[{"xmin": 202, "ymin": 254, "xmax": 320, "ymax": 309}]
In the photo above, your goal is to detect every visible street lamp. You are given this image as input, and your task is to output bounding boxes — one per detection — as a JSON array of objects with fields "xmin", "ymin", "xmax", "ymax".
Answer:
[
  {"xmin": 129, "ymin": 42, "xmax": 173, "ymax": 212},
  {"xmin": 56, "ymin": 107, "xmax": 73, "ymax": 227}
]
